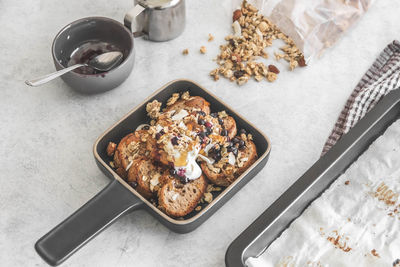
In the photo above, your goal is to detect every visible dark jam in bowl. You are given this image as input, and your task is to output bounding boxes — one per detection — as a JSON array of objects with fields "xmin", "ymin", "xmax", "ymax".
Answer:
[{"xmin": 67, "ymin": 41, "xmax": 122, "ymax": 75}]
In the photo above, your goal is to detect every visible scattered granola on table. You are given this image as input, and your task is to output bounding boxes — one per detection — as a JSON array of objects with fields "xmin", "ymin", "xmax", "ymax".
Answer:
[
  {"xmin": 200, "ymin": 46, "xmax": 207, "ymax": 54},
  {"xmin": 182, "ymin": 48, "xmax": 189, "ymax": 55},
  {"xmin": 210, "ymin": 0, "xmax": 306, "ymax": 85}
]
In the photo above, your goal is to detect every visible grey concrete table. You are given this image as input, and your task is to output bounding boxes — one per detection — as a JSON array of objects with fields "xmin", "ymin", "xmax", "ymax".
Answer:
[{"xmin": 1, "ymin": 0, "xmax": 399, "ymax": 266}]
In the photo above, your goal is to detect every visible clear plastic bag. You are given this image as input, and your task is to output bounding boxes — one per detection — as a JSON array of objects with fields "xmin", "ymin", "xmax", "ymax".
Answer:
[{"xmin": 233, "ymin": 0, "xmax": 374, "ymax": 63}]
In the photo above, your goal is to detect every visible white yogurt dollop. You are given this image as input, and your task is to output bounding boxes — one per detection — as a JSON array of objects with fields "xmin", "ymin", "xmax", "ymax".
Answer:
[{"xmin": 174, "ymin": 146, "xmax": 203, "ymax": 180}]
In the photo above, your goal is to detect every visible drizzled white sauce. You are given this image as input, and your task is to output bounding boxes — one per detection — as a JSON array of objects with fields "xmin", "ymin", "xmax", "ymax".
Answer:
[{"xmin": 174, "ymin": 146, "xmax": 202, "ymax": 180}]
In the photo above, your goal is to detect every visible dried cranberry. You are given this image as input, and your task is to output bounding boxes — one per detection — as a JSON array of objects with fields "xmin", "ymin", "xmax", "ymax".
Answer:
[
  {"xmin": 234, "ymin": 70, "xmax": 245, "ymax": 79},
  {"xmin": 142, "ymin": 125, "xmax": 150, "ymax": 130},
  {"xmin": 210, "ymin": 113, "xmax": 218, "ymax": 118},
  {"xmin": 221, "ymin": 129, "xmax": 228, "ymax": 136},
  {"xmin": 171, "ymin": 136, "xmax": 179, "ymax": 145},
  {"xmin": 204, "ymin": 121, "xmax": 213, "ymax": 128},
  {"xmin": 239, "ymin": 129, "xmax": 246, "ymax": 135},
  {"xmin": 128, "ymin": 181, "xmax": 138, "ymax": 188},
  {"xmin": 198, "ymin": 118, "xmax": 205, "ymax": 125},
  {"xmin": 177, "ymin": 168, "xmax": 186, "ymax": 177},
  {"xmin": 168, "ymin": 162, "xmax": 175, "ymax": 169}
]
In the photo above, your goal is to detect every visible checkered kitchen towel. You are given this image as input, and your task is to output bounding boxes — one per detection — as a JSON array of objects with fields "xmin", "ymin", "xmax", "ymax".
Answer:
[{"xmin": 322, "ymin": 40, "xmax": 400, "ymax": 155}]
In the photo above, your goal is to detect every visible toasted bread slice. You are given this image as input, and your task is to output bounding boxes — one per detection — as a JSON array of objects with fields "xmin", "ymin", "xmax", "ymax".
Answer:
[
  {"xmin": 237, "ymin": 139, "xmax": 258, "ymax": 174},
  {"xmin": 113, "ymin": 130, "xmax": 149, "ymax": 179},
  {"xmin": 158, "ymin": 175, "xmax": 207, "ymax": 217},
  {"xmin": 165, "ymin": 96, "xmax": 210, "ymax": 115},
  {"xmin": 201, "ymin": 139, "xmax": 258, "ymax": 186},
  {"xmin": 221, "ymin": 116, "xmax": 237, "ymax": 139},
  {"xmin": 127, "ymin": 159, "xmax": 170, "ymax": 199}
]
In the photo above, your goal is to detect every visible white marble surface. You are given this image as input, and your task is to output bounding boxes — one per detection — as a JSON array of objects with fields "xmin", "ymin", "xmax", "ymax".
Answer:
[{"xmin": 1, "ymin": 0, "xmax": 399, "ymax": 266}]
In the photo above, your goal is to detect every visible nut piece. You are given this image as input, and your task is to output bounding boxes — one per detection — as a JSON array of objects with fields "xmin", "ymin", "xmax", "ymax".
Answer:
[
  {"xmin": 200, "ymin": 46, "xmax": 207, "ymax": 54},
  {"xmin": 268, "ymin": 65, "xmax": 280, "ymax": 74},
  {"xmin": 182, "ymin": 49, "xmax": 189, "ymax": 55},
  {"xmin": 266, "ymin": 72, "xmax": 277, "ymax": 82},
  {"xmin": 208, "ymin": 33, "xmax": 214, "ymax": 42},
  {"xmin": 106, "ymin": 142, "xmax": 116, "ymax": 157},
  {"xmin": 298, "ymin": 56, "xmax": 307, "ymax": 67},
  {"xmin": 233, "ymin": 9, "xmax": 242, "ymax": 21}
]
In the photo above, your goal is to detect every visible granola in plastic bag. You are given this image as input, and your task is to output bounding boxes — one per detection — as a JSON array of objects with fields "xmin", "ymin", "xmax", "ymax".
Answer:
[{"xmin": 236, "ymin": 0, "xmax": 375, "ymax": 62}]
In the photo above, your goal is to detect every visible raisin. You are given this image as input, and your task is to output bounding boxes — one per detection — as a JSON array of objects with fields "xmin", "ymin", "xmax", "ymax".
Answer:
[
  {"xmin": 234, "ymin": 70, "xmax": 245, "ymax": 79},
  {"xmin": 171, "ymin": 136, "xmax": 179, "ymax": 146},
  {"xmin": 204, "ymin": 121, "xmax": 213, "ymax": 128},
  {"xmin": 128, "ymin": 181, "xmax": 138, "ymax": 188}
]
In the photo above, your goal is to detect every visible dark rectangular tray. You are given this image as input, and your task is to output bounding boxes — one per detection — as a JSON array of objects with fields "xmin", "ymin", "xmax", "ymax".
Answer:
[{"xmin": 225, "ymin": 89, "xmax": 400, "ymax": 266}]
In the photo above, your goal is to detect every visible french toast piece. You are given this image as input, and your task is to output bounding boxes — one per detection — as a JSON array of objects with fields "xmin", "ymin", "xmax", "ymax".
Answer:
[
  {"xmin": 201, "ymin": 139, "xmax": 258, "ymax": 186},
  {"xmin": 127, "ymin": 159, "xmax": 170, "ymax": 199},
  {"xmin": 158, "ymin": 175, "xmax": 207, "ymax": 218},
  {"xmin": 165, "ymin": 96, "xmax": 210, "ymax": 115},
  {"xmin": 221, "ymin": 115, "xmax": 237, "ymax": 139},
  {"xmin": 113, "ymin": 130, "xmax": 149, "ymax": 179},
  {"xmin": 237, "ymin": 139, "xmax": 258, "ymax": 174}
]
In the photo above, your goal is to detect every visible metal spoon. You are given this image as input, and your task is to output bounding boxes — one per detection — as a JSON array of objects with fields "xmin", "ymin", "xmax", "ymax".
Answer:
[{"xmin": 25, "ymin": 51, "xmax": 124, "ymax": 87}]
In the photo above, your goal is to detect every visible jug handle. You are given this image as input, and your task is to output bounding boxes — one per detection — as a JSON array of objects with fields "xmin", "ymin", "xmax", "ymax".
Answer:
[{"xmin": 124, "ymin": 4, "xmax": 146, "ymax": 37}]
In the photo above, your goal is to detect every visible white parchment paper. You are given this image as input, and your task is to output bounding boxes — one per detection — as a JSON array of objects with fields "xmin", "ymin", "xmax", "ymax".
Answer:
[{"xmin": 246, "ymin": 119, "xmax": 400, "ymax": 266}]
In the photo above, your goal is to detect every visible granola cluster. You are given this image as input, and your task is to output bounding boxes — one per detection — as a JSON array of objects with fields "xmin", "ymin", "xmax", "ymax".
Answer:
[{"xmin": 210, "ymin": 0, "xmax": 306, "ymax": 85}]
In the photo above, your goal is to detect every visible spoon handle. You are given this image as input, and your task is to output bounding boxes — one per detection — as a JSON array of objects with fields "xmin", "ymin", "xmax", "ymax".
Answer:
[{"xmin": 25, "ymin": 64, "xmax": 86, "ymax": 87}]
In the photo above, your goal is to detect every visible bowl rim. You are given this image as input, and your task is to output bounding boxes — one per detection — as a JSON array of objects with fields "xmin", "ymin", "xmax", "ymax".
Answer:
[{"xmin": 51, "ymin": 16, "xmax": 134, "ymax": 77}]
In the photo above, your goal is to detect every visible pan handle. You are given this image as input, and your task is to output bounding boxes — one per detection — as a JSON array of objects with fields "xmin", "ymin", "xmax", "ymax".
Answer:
[{"xmin": 35, "ymin": 179, "xmax": 143, "ymax": 266}]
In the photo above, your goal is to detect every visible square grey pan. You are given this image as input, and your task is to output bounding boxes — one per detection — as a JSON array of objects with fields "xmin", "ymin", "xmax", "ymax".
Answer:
[
  {"xmin": 225, "ymin": 88, "xmax": 400, "ymax": 266},
  {"xmin": 34, "ymin": 79, "xmax": 271, "ymax": 266}
]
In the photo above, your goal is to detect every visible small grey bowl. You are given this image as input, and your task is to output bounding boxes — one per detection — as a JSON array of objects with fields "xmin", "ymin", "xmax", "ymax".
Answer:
[{"xmin": 52, "ymin": 17, "xmax": 135, "ymax": 94}]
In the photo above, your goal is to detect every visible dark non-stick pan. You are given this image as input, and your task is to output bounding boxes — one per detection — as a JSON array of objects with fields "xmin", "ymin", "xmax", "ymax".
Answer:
[
  {"xmin": 35, "ymin": 79, "xmax": 271, "ymax": 266},
  {"xmin": 225, "ymin": 88, "xmax": 400, "ymax": 266}
]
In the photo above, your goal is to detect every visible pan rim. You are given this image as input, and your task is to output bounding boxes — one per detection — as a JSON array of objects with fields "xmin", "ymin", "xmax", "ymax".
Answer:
[{"xmin": 93, "ymin": 79, "xmax": 272, "ymax": 225}]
